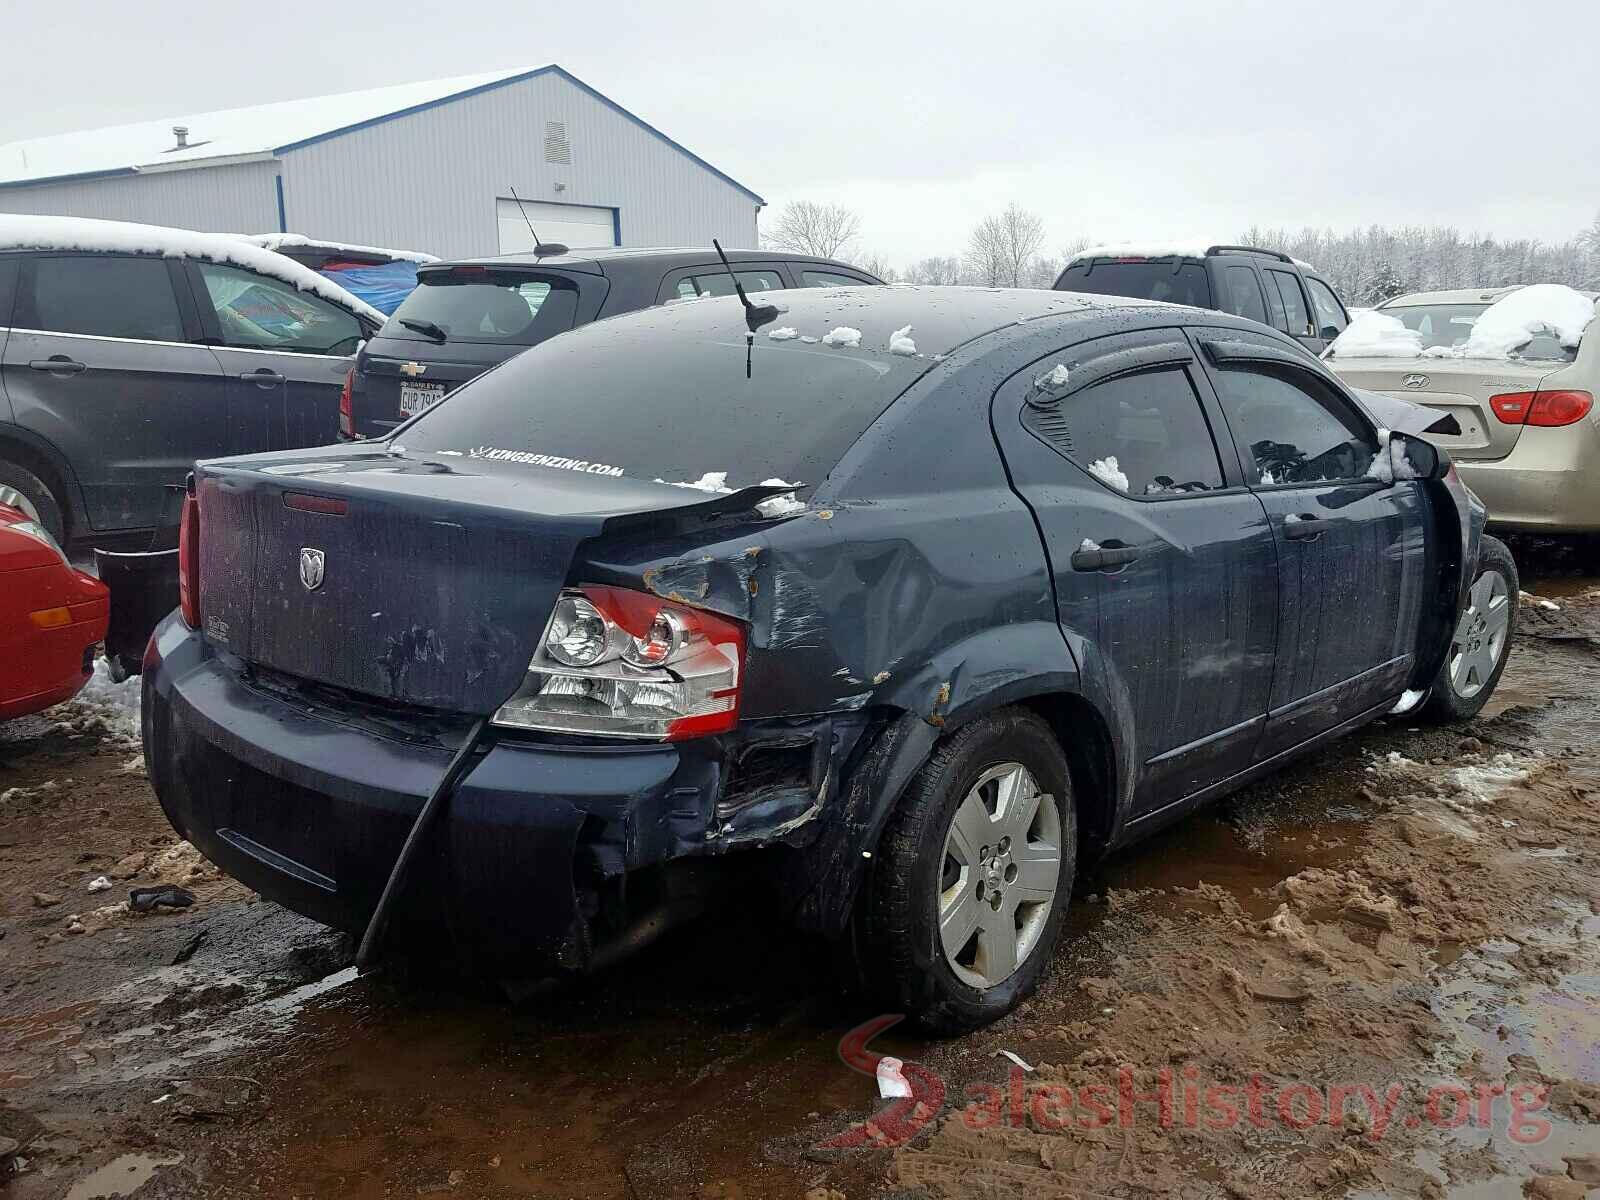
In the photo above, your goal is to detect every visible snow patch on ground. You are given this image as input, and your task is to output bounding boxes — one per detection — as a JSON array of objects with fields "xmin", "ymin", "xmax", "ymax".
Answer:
[
  {"xmin": 1327, "ymin": 310, "xmax": 1424, "ymax": 359},
  {"xmin": 888, "ymin": 324, "xmax": 917, "ymax": 356},
  {"xmin": 821, "ymin": 326, "xmax": 862, "ymax": 348},
  {"xmin": 0, "ymin": 215, "xmax": 384, "ymax": 324},
  {"xmin": 41, "ymin": 658, "xmax": 143, "ymax": 746},
  {"xmin": 1087, "ymin": 456, "xmax": 1129, "ymax": 492}
]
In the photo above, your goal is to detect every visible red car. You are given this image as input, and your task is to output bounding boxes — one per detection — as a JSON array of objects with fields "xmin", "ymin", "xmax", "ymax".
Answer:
[{"xmin": 0, "ymin": 501, "xmax": 109, "ymax": 720}]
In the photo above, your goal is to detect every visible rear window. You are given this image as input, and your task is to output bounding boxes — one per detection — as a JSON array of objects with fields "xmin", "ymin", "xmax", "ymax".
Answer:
[
  {"xmin": 384, "ymin": 269, "xmax": 580, "ymax": 345},
  {"xmin": 395, "ymin": 303, "xmax": 931, "ymax": 488},
  {"xmin": 1384, "ymin": 304, "xmax": 1488, "ymax": 352},
  {"xmin": 1056, "ymin": 259, "xmax": 1211, "ymax": 308}
]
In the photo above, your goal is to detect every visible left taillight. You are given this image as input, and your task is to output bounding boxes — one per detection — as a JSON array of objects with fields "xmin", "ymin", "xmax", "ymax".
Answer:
[
  {"xmin": 338, "ymin": 367, "xmax": 356, "ymax": 438},
  {"xmin": 492, "ymin": 585, "xmax": 745, "ymax": 741},
  {"xmin": 178, "ymin": 486, "xmax": 201, "ymax": 629}
]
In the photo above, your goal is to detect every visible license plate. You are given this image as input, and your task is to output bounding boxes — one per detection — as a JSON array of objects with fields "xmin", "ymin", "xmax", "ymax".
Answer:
[{"xmin": 399, "ymin": 381, "xmax": 446, "ymax": 417}]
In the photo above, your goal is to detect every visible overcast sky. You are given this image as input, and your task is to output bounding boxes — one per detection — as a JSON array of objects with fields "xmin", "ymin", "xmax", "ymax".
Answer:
[{"xmin": 4, "ymin": 0, "xmax": 1597, "ymax": 266}]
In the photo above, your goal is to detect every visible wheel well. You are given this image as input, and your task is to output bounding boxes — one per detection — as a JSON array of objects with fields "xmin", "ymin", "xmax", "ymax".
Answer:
[
  {"xmin": 0, "ymin": 433, "xmax": 75, "ymax": 535},
  {"xmin": 1020, "ymin": 693, "xmax": 1118, "ymax": 860}
]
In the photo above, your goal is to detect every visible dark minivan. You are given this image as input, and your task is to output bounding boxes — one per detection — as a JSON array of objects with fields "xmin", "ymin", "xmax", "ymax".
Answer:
[
  {"xmin": 1055, "ymin": 244, "xmax": 1351, "ymax": 354},
  {"xmin": 146, "ymin": 285, "xmax": 1512, "ymax": 1033},
  {"xmin": 343, "ymin": 247, "xmax": 881, "ymax": 439}
]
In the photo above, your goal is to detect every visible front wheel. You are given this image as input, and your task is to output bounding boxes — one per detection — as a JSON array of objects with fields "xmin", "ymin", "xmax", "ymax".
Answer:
[
  {"xmin": 1421, "ymin": 534, "xmax": 1517, "ymax": 723},
  {"xmin": 863, "ymin": 708, "xmax": 1076, "ymax": 1035}
]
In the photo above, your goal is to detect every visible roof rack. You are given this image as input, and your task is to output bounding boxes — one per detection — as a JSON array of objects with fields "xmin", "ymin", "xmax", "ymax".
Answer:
[{"xmin": 1204, "ymin": 245, "xmax": 1295, "ymax": 264}]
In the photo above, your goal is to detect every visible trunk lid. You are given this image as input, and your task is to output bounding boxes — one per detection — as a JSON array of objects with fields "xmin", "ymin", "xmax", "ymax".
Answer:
[
  {"xmin": 1329, "ymin": 356, "xmax": 1556, "ymax": 461},
  {"xmin": 194, "ymin": 447, "xmax": 785, "ymax": 713},
  {"xmin": 352, "ymin": 337, "xmax": 513, "ymax": 437}
]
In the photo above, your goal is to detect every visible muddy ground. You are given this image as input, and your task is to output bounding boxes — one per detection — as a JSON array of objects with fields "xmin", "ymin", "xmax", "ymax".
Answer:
[{"xmin": 2, "ymin": 537, "xmax": 1598, "ymax": 1200}]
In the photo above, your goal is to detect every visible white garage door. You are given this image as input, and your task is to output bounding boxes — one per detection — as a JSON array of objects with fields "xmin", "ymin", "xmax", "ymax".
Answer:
[{"xmin": 496, "ymin": 199, "xmax": 617, "ymax": 253}]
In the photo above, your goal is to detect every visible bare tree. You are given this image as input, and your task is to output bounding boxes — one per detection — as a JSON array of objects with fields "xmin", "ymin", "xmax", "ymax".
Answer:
[
  {"xmin": 764, "ymin": 201, "xmax": 862, "ymax": 258},
  {"xmin": 966, "ymin": 204, "xmax": 1047, "ymax": 288},
  {"xmin": 852, "ymin": 253, "xmax": 900, "ymax": 283},
  {"xmin": 906, "ymin": 255, "xmax": 965, "ymax": 285}
]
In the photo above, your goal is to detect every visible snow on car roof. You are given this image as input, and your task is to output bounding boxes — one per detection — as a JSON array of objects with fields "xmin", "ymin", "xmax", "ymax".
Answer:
[
  {"xmin": 0, "ymin": 214, "xmax": 385, "ymax": 323},
  {"xmin": 0, "ymin": 68, "xmax": 529, "ymax": 186},
  {"xmin": 237, "ymin": 233, "xmax": 438, "ymax": 265},
  {"xmin": 1065, "ymin": 242, "xmax": 1322, "ymax": 274}
]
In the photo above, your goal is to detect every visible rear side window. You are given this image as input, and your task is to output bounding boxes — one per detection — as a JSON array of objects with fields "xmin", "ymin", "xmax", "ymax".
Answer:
[
  {"xmin": 1268, "ymin": 271, "xmax": 1312, "ymax": 336},
  {"xmin": 1027, "ymin": 366, "xmax": 1224, "ymax": 497},
  {"xmin": 1306, "ymin": 278, "xmax": 1347, "ymax": 337},
  {"xmin": 676, "ymin": 269, "xmax": 785, "ymax": 298},
  {"xmin": 387, "ymin": 271, "xmax": 580, "ymax": 345},
  {"xmin": 195, "ymin": 262, "xmax": 362, "ymax": 355},
  {"xmin": 1212, "ymin": 366, "xmax": 1376, "ymax": 484},
  {"xmin": 23, "ymin": 255, "xmax": 183, "ymax": 342},
  {"xmin": 1056, "ymin": 260, "xmax": 1211, "ymax": 308},
  {"xmin": 1218, "ymin": 266, "xmax": 1267, "ymax": 324},
  {"xmin": 800, "ymin": 270, "xmax": 869, "ymax": 288}
]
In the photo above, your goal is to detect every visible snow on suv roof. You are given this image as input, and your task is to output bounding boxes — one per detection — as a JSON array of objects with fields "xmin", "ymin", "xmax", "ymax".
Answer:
[
  {"xmin": 0, "ymin": 214, "xmax": 385, "ymax": 323},
  {"xmin": 1066, "ymin": 242, "xmax": 1319, "ymax": 272}
]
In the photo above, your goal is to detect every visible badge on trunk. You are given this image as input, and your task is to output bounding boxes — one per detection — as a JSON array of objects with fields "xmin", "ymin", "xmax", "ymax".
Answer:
[
  {"xmin": 1403, "ymin": 373, "xmax": 1430, "ymax": 389},
  {"xmin": 299, "ymin": 547, "xmax": 326, "ymax": 592}
]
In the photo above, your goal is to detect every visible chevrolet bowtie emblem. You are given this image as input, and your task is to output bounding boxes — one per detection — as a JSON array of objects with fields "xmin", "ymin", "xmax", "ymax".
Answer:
[{"xmin": 399, "ymin": 362, "xmax": 427, "ymax": 377}]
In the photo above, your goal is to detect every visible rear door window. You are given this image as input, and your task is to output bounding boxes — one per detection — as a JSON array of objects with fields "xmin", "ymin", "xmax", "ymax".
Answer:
[
  {"xmin": 799, "ymin": 270, "xmax": 871, "ymax": 288},
  {"xmin": 386, "ymin": 270, "xmax": 580, "ymax": 345},
  {"xmin": 1306, "ymin": 278, "xmax": 1348, "ymax": 337},
  {"xmin": 1211, "ymin": 365, "xmax": 1377, "ymax": 484},
  {"xmin": 22, "ymin": 255, "xmax": 183, "ymax": 342},
  {"xmin": 1267, "ymin": 270, "xmax": 1312, "ymax": 337},
  {"xmin": 1218, "ymin": 265, "xmax": 1268, "ymax": 324},
  {"xmin": 194, "ymin": 261, "xmax": 363, "ymax": 355},
  {"xmin": 675, "ymin": 268, "xmax": 786, "ymax": 299},
  {"xmin": 1055, "ymin": 260, "xmax": 1211, "ymax": 307},
  {"xmin": 1026, "ymin": 366, "xmax": 1225, "ymax": 496}
]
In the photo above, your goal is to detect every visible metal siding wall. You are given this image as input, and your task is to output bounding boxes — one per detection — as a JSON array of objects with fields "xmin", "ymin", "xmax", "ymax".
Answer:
[
  {"xmin": 279, "ymin": 73, "xmax": 759, "ymax": 259},
  {"xmin": 0, "ymin": 161, "xmax": 281, "ymax": 232}
]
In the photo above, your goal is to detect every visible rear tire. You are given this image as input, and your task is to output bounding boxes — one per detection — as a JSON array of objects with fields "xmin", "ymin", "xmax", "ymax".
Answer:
[
  {"xmin": 0, "ymin": 460, "xmax": 66, "ymax": 546},
  {"xmin": 1420, "ymin": 534, "xmax": 1517, "ymax": 723},
  {"xmin": 863, "ymin": 708, "xmax": 1076, "ymax": 1035}
]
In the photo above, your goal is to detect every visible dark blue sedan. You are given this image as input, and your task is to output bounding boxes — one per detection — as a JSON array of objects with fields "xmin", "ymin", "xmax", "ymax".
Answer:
[{"xmin": 142, "ymin": 286, "xmax": 1514, "ymax": 1032}]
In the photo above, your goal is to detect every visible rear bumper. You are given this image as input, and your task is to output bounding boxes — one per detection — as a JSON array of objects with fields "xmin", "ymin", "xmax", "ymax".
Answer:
[
  {"xmin": 141, "ymin": 615, "xmax": 740, "ymax": 971},
  {"xmin": 1455, "ymin": 421, "xmax": 1600, "ymax": 532},
  {"xmin": 0, "ymin": 565, "xmax": 108, "ymax": 721}
]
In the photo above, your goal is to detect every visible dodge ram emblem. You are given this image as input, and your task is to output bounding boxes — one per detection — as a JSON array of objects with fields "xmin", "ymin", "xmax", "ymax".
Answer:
[
  {"xmin": 1403, "ymin": 373, "xmax": 1430, "ymax": 389},
  {"xmin": 299, "ymin": 547, "xmax": 326, "ymax": 592}
]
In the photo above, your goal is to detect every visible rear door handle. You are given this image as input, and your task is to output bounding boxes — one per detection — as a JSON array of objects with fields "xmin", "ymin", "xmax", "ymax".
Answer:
[
  {"xmin": 1070, "ymin": 544, "xmax": 1141, "ymax": 571},
  {"xmin": 240, "ymin": 370, "xmax": 286, "ymax": 386},
  {"xmin": 1284, "ymin": 516, "xmax": 1332, "ymax": 541},
  {"xmin": 29, "ymin": 356, "xmax": 86, "ymax": 374}
]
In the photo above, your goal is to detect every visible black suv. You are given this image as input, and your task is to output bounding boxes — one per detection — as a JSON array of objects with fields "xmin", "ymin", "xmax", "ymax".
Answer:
[
  {"xmin": 343, "ymin": 247, "xmax": 881, "ymax": 439},
  {"xmin": 1055, "ymin": 245, "xmax": 1351, "ymax": 354}
]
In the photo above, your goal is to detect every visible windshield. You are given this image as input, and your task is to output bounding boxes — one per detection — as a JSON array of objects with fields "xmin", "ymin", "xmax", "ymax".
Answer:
[
  {"xmin": 1057, "ymin": 260, "xmax": 1212, "ymax": 307},
  {"xmin": 383, "ymin": 270, "xmax": 580, "ymax": 345},
  {"xmin": 1383, "ymin": 304, "xmax": 1488, "ymax": 351},
  {"xmin": 396, "ymin": 301, "xmax": 933, "ymax": 488}
]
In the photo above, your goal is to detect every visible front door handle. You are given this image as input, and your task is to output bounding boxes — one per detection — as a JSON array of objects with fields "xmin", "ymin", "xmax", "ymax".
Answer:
[
  {"xmin": 1071, "ymin": 543, "xmax": 1141, "ymax": 571},
  {"xmin": 1284, "ymin": 516, "xmax": 1332, "ymax": 541},
  {"xmin": 29, "ymin": 356, "xmax": 86, "ymax": 374},
  {"xmin": 240, "ymin": 370, "xmax": 286, "ymax": 387}
]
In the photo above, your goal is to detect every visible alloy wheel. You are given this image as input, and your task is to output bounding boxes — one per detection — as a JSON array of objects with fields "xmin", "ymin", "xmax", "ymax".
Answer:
[
  {"xmin": 1448, "ymin": 569, "xmax": 1510, "ymax": 699},
  {"xmin": 938, "ymin": 762, "xmax": 1062, "ymax": 989}
]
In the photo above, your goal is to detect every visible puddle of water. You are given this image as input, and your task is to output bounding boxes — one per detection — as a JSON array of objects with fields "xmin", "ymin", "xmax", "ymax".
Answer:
[{"xmin": 62, "ymin": 1153, "xmax": 183, "ymax": 1200}]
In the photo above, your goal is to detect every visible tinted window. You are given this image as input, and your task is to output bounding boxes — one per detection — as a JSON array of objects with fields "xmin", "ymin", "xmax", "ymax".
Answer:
[
  {"xmin": 1056, "ymin": 261, "xmax": 1211, "ymax": 308},
  {"xmin": 1219, "ymin": 266, "xmax": 1267, "ymax": 323},
  {"xmin": 1268, "ymin": 271, "xmax": 1311, "ymax": 336},
  {"xmin": 1386, "ymin": 303, "xmax": 1488, "ymax": 351},
  {"xmin": 1030, "ymin": 367, "xmax": 1224, "ymax": 497},
  {"xmin": 196, "ymin": 262, "xmax": 362, "ymax": 354},
  {"xmin": 397, "ymin": 301, "xmax": 932, "ymax": 488},
  {"xmin": 1306, "ymin": 278, "xmax": 1347, "ymax": 336},
  {"xmin": 800, "ymin": 270, "xmax": 869, "ymax": 288},
  {"xmin": 676, "ymin": 269, "xmax": 784, "ymax": 298},
  {"xmin": 386, "ymin": 271, "xmax": 579, "ymax": 346},
  {"xmin": 25, "ymin": 255, "xmax": 182, "ymax": 341},
  {"xmin": 1213, "ymin": 367, "xmax": 1376, "ymax": 484}
]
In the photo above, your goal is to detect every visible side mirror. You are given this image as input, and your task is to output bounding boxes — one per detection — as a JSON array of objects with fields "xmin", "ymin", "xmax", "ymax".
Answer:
[{"xmin": 1388, "ymin": 431, "xmax": 1450, "ymax": 482}]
